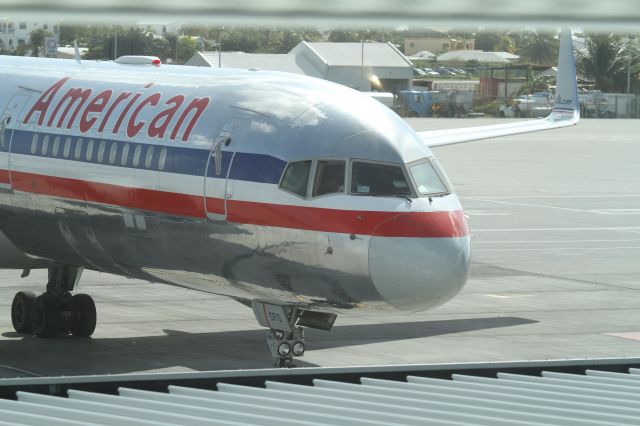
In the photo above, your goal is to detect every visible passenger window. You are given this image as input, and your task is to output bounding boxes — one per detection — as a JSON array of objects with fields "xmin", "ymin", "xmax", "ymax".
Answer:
[
  {"xmin": 280, "ymin": 160, "xmax": 311, "ymax": 197},
  {"xmin": 52, "ymin": 136, "xmax": 60, "ymax": 157},
  {"xmin": 109, "ymin": 142, "xmax": 118, "ymax": 164},
  {"xmin": 351, "ymin": 161, "xmax": 411, "ymax": 196},
  {"xmin": 313, "ymin": 160, "xmax": 345, "ymax": 197},
  {"xmin": 97, "ymin": 140, "xmax": 106, "ymax": 163},
  {"xmin": 85, "ymin": 139, "xmax": 94, "ymax": 161},
  {"xmin": 145, "ymin": 146, "xmax": 154, "ymax": 169},
  {"xmin": 41, "ymin": 135, "xmax": 49, "ymax": 156},
  {"xmin": 30, "ymin": 134, "xmax": 38, "ymax": 154},
  {"xmin": 158, "ymin": 148, "xmax": 167, "ymax": 170},
  {"xmin": 132, "ymin": 145, "xmax": 142, "ymax": 167},
  {"xmin": 121, "ymin": 143, "xmax": 130, "ymax": 166},
  {"xmin": 63, "ymin": 137, "xmax": 71, "ymax": 158},
  {"xmin": 74, "ymin": 138, "xmax": 83, "ymax": 160}
]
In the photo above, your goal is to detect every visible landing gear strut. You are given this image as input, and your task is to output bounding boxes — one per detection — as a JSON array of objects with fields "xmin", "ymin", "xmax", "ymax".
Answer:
[
  {"xmin": 11, "ymin": 266, "xmax": 97, "ymax": 338},
  {"xmin": 252, "ymin": 301, "xmax": 337, "ymax": 367}
]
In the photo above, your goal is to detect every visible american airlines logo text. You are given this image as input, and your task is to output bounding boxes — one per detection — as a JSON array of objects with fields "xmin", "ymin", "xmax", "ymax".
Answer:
[
  {"xmin": 555, "ymin": 95, "xmax": 573, "ymax": 106},
  {"xmin": 23, "ymin": 77, "xmax": 210, "ymax": 142}
]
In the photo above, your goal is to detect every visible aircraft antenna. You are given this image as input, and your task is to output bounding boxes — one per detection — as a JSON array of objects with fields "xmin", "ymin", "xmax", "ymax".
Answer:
[{"xmin": 73, "ymin": 40, "xmax": 81, "ymax": 65}]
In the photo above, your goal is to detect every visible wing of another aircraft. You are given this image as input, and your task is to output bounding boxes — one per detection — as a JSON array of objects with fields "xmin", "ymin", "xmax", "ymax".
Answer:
[{"xmin": 418, "ymin": 28, "xmax": 579, "ymax": 148}]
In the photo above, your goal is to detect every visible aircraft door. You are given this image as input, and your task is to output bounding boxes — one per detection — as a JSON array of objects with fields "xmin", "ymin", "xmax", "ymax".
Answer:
[
  {"xmin": 0, "ymin": 91, "xmax": 32, "ymax": 190},
  {"xmin": 204, "ymin": 118, "xmax": 250, "ymax": 220}
]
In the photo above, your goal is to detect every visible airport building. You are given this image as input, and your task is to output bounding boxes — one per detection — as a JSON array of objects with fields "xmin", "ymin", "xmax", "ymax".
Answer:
[
  {"xmin": 186, "ymin": 41, "xmax": 413, "ymax": 94},
  {"xmin": 0, "ymin": 18, "xmax": 59, "ymax": 51},
  {"xmin": 404, "ymin": 36, "xmax": 475, "ymax": 56}
]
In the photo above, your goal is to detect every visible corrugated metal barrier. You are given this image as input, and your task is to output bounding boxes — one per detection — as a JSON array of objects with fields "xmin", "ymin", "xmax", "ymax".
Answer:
[{"xmin": 1, "ymin": 368, "xmax": 640, "ymax": 425}]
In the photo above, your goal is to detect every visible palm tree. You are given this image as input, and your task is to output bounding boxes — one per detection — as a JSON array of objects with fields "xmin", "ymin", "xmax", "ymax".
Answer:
[
  {"xmin": 578, "ymin": 33, "xmax": 630, "ymax": 92},
  {"xmin": 517, "ymin": 31, "xmax": 559, "ymax": 65}
]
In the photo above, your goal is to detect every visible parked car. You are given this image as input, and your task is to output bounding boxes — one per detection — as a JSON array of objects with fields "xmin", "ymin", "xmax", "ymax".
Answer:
[
  {"xmin": 421, "ymin": 68, "xmax": 440, "ymax": 76},
  {"xmin": 413, "ymin": 68, "xmax": 427, "ymax": 77},
  {"xmin": 435, "ymin": 67, "xmax": 455, "ymax": 76}
]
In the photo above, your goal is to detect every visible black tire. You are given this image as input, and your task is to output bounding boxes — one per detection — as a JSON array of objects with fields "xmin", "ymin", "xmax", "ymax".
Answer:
[
  {"xmin": 499, "ymin": 111, "xmax": 505, "ymax": 118},
  {"xmin": 31, "ymin": 293, "xmax": 62, "ymax": 338},
  {"xmin": 11, "ymin": 291, "xmax": 37, "ymax": 334},
  {"xmin": 71, "ymin": 293, "xmax": 96, "ymax": 337}
]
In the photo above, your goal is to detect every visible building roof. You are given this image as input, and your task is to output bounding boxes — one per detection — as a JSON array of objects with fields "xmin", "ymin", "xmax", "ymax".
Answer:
[
  {"xmin": 437, "ymin": 50, "xmax": 520, "ymax": 63},
  {"xmin": 301, "ymin": 42, "xmax": 412, "ymax": 67},
  {"xmin": 190, "ymin": 51, "xmax": 323, "ymax": 77},
  {"xmin": 538, "ymin": 66, "xmax": 558, "ymax": 78}
]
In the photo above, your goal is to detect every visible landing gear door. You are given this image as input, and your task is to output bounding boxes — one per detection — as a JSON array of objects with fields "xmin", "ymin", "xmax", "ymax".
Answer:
[
  {"xmin": 0, "ymin": 91, "xmax": 32, "ymax": 190},
  {"xmin": 204, "ymin": 118, "xmax": 250, "ymax": 221}
]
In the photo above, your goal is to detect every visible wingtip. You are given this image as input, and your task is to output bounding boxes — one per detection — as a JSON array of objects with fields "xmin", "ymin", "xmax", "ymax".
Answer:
[{"xmin": 552, "ymin": 28, "xmax": 580, "ymax": 122}]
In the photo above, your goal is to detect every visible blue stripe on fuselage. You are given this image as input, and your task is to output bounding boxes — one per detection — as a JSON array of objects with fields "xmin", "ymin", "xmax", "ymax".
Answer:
[{"xmin": 4, "ymin": 129, "xmax": 286, "ymax": 184}]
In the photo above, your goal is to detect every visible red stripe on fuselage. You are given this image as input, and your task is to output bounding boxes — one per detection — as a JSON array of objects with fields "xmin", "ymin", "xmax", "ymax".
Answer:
[
  {"xmin": 8, "ymin": 170, "xmax": 469, "ymax": 238},
  {"xmin": 10, "ymin": 171, "xmax": 206, "ymax": 218},
  {"xmin": 0, "ymin": 169, "xmax": 10, "ymax": 184},
  {"xmin": 227, "ymin": 200, "xmax": 468, "ymax": 238}
]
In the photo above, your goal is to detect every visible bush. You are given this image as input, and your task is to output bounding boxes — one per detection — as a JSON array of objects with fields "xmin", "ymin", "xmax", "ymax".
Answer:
[{"xmin": 472, "ymin": 100, "xmax": 500, "ymax": 117}]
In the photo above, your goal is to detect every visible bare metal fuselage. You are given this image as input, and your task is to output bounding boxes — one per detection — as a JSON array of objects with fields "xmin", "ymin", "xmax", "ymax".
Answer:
[{"xmin": 0, "ymin": 57, "xmax": 471, "ymax": 314}]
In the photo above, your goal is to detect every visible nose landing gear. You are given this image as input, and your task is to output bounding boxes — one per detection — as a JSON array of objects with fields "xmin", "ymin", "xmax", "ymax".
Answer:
[
  {"xmin": 252, "ymin": 301, "xmax": 337, "ymax": 367},
  {"xmin": 10, "ymin": 266, "xmax": 97, "ymax": 338}
]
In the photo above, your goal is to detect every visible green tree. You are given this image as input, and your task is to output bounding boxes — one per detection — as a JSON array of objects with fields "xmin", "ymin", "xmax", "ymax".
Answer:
[
  {"xmin": 328, "ymin": 29, "xmax": 362, "ymax": 42},
  {"xmin": 578, "ymin": 33, "xmax": 634, "ymax": 92},
  {"xmin": 164, "ymin": 35, "xmax": 198, "ymax": 64},
  {"xmin": 29, "ymin": 28, "xmax": 52, "ymax": 57},
  {"xmin": 493, "ymin": 34, "xmax": 516, "ymax": 53},
  {"xmin": 517, "ymin": 31, "xmax": 559, "ymax": 65},
  {"xmin": 59, "ymin": 24, "xmax": 112, "ymax": 46},
  {"xmin": 84, "ymin": 27, "xmax": 166, "ymax": 61},
  {"xmin": 475, "ymin": 32, "xmax": 502, "ymax": 51},
  {"xmin": 222, "ymin": 28, "xmax": 261, "ymax": 52}
]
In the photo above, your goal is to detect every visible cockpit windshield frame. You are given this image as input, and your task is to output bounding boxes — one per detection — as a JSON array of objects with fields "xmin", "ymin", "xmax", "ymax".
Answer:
[
  {"xmin": 348, "ymin": 159, "xmax": 416, "ymax": 198},
  {"xmin": 278, "ymin": 158, "xmax": 349, "ymax": 200},
  {"xmin": 406, "ymin": 157, "xmax": 452, "ymax": 198}
]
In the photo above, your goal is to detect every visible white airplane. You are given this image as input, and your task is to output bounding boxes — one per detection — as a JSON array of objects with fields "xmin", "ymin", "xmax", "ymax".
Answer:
[{"xmin": 0, "ymin": 30, "xmax": 578, "ymax": 366}]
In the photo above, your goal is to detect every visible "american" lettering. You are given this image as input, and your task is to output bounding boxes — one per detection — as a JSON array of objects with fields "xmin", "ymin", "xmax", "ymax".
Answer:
[{"xmin": 23, "ymin": 78, "xmax": 210, "ymax": 142}]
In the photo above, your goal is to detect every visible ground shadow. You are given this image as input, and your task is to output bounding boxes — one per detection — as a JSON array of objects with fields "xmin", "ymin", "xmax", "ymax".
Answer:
[{"xmin": 0, "ymin": 316, "xmax": 536, "ymax": 377}]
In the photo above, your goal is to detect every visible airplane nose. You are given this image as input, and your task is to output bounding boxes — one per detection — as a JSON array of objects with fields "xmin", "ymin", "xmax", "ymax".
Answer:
[{"xmin": 368, "ymin": 211, "xmax": 471, "ymax": 311}]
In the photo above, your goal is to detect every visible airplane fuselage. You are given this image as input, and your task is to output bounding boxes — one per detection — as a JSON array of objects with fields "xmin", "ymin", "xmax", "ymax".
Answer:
[{"xmin": 0, "ymin": 56, "xmax": 471, "ymax": 313}]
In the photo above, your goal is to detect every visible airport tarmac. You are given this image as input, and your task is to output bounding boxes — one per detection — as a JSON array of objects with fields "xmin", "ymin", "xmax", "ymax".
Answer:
[{"xmin": 0, "ymin": 118, "xmax": 638, "ymax": 377}]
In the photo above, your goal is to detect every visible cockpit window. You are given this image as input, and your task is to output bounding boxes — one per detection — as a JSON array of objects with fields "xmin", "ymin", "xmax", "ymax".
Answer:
[
  {"xmin": 280, "ymin": 160, "xmax": 311, "ymax": 197},
  {"xmin": 409, "ymin": 160, "xmax": 449, "ymax": 196},
  {"xmin": 351, "ymin": 161, "xmax": 411, "ymax": 196},
  {"xmin": 313, "ymin": 160, "xmax": 345, "ymax": 197}
]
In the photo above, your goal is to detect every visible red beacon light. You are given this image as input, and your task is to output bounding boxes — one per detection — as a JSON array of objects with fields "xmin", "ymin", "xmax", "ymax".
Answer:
[{"xmin": 115, "ymin": 56, "xmax": 161, "ymax": 67}]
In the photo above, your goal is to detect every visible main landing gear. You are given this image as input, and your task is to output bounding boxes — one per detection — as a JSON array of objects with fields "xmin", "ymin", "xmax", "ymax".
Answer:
[
  {"xmin": 11, "ymin": 266, "xmax": 96, "ymax": 338},
  {"xmin": 252, "ymin": 301, "xmax": 337, "ymax": 368}
]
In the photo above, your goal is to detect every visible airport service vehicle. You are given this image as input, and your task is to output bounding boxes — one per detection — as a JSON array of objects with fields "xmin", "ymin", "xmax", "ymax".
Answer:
[
  {"xmin": 396, "ymin": 90, "xmax": 442, "ymax": 117},
  {"xmin": 0, "ymin": 30, "xmax": 579, "ymax": 366},
  {"xmin": 396, "ymin": 89, "xmax": 474, "ymax": 118}
]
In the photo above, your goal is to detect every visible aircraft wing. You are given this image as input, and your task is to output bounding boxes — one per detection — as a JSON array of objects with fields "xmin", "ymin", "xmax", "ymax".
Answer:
[{"xmin": 418, "ymin": 28, "xmax": 579, "ymax": 148}]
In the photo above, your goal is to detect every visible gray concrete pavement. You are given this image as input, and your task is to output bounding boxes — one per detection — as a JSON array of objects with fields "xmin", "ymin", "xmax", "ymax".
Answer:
[{"xmin": 1, "ymin": 118, "xmax": 639, "ymax": 377}]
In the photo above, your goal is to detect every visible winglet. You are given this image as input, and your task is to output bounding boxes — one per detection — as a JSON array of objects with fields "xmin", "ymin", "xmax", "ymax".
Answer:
[
  {"xmin": 73, "ymin": 40, "xmax": 81, "ymax": 65},
  {"xmin": 417, "ymin": 29, "xmax": 580, "ymax": 148},
  {"xmin": 549, "ymin": 28, "xmax": 580, "ymax": 123}
]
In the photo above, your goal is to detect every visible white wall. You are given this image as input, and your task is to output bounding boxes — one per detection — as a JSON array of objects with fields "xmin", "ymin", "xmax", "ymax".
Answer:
[{"xmin": 0, "ymin": 19, "xmax": 59, "ymax": 51}]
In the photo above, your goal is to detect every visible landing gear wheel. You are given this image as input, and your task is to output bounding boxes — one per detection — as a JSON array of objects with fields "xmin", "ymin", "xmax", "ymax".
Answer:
[
  {"xmin": 70, "ymin": 293, "xmax": 96, "ymax": 337},
  {"xmin": 11, "ymin": 291, "xmax": 37, "ymax": 334},
  {"xmin": 31, "ymin": 293, "xmax": 62, "ymax": 338}
]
